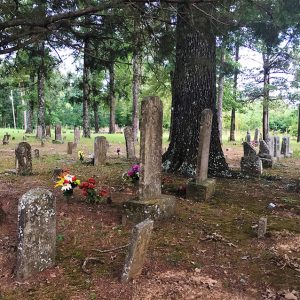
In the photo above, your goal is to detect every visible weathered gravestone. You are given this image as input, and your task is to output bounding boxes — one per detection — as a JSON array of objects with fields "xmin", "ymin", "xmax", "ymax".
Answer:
[
  {"xmin": 52, "ymin": 124, "xmax": 63, "ymax": 144},
  {"xmin": 124, "ymin": 97, "xmax": 176, "ymax": 221},
  {"xmin": 186, "ymin": 109, "xmax": 216, "ymax": 201},
  {"xmin": 34, "ymin": 149, "xmax": 39, "ymax": 159},
  {"xmin": 241, "ymin": 142, "xmax": 262, "ymax": 176},
  {"xmin": 286, "ymin": 136, "xmax": 292, "ymax": 157},
  {"xmin": 121, "ymin": 219, "xmax": 154, "ymax": 282},
  {"xmin": 258, "ymin": 140, "xmax": 273, "ymax": 168},
  {"xmin": 246, "ymin": 130, "xmax": 251, "ymax": 143},
  {"xmin": 15, "ymin": 142, "xmax": 32, "ymax": 175},
  {"xmin": 124, "ymin": 126, "xmax": 136, "ymax": 159},
  {"xmin": 273, "ymin": 136, "xmax": 280, "ymax": 160},
  {"xmin": 36, "ymin": 125, "xmax": 43, "ymax": 139},
  {"xmin": 258, "ymin": 217, "xmax": 267, "ymax": 239},
  {"xmin": 67, "ymin": 142, "xmax": 73, "ymax": 155},
  {"xmin": 254, "ymin": 128, "xmax": 259, "ymax": 146},
  {"xmin": 94, "ymin": 136, "xmax": 107, "ymax": 165},
  {"xmin": 266, "ymin": 136, "xmax": 274, "ymax": 157},
  {"xmin": 2, "ymin": 133, "xmax": 10, "ymax": 145},
  {"xmin": 74, "ymin": 127, "xmax": 80, "ymax": 145},
  {"xmin": 52, "ymin": 167, "xmax": 63, "ymax": 182},
  {"xmin": 281, "ymin": 137, "xmax": 292, "ymax": 158},
  {"xmin": 45, "ymin": 125, "xmax": 51, "ymax": 138},
  {"xmin": 16, "ymin": 188, "xmax": 56, "ymax": 279}
]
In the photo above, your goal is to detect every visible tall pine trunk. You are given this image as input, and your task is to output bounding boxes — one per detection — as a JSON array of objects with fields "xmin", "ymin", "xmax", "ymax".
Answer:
[
  {"xmin": 82, "ymin": 39, "xmax": 91, "ymax": 138},
  {"xmin": 262, "ymin": 52, "xmax": 270, "ymax": 141},
  {"xmin": 37, "ymin": 42, "xmax": 46, "ymax": 138},
  {"xmin": 297, "ymin": 103, "xmax": 300, "ymax": 143},
  {"xmin": 93, "ymin": 100, "xmax": 99, "ymax": 134},
  {"xmin": 109, "ymin": 62, "xmax": 116, "ymax": 134},
  {"xmin": 25, "ymin": 74, "xmax": 34, "ymax": 134},
  {"xmin": 229, "ymin": 40, "xmax": 239, "ymax": 141},
  {"xmin": 162, "ymin": 3, "xmax": 228, "ymax": 176},
  {"xmin": 132, "ymin": 52, "xmax": 141, "ymax": 142}
]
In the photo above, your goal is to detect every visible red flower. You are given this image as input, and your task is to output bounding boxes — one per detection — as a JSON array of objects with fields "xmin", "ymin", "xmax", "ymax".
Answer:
[
  {"xmin": 88, "ymin": 184, "xmax": 96, "ymax": 189},
  {"xmin": 64, "ymin": 180, "xmax": 70, "ymax": 184},
  {"xmin": 99, "ymin": 188, "xmax": 109, "ymax": 197},
  {"xmin": 72, "ymin": 176, "xmax": 77, "ymax": 181},
  {"xmin": 82, "ymin": 190, "xmax": 88, "ymax": 196},
  {"xmin": 79, "ymin": 182, "xmax": 89, "ymax": 189},
  {"xmin": 88, "ymin": 178, "xmax": 96, "ymax": 184}
]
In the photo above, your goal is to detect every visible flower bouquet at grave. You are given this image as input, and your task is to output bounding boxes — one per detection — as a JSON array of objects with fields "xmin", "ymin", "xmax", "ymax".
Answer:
[
  {"xmin": 123, "ymin": 164, "xmax": 140, "ymax": 185},
  {"xmin": 55, "ymin": 173, "xmax": 81, "ymax": 198},
  {"xmin": 78, "ymin": 151, "xmax": 84, "ymax": 162},
  {"xmin": 79, "ymin": 178, "xmax": 109, "ymax": 204}
]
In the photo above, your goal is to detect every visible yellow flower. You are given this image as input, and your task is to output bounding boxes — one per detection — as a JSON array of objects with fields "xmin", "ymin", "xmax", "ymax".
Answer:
[{"xmin": 54, "ymin": 176, "xmax": 65, "ymax": 188}]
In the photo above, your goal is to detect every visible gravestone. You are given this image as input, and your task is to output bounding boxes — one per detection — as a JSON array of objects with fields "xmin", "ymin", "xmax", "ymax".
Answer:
[
  {"xmin": 94, "ymin": 136, "xmax": 107, "ymax": 165},
  {"xmin": 121, "ymin": 219, "xmax": 154, "ymax": 283},
  {"xmin": 74, "ymin": 127, "xmax": 80, "ymax": 145},
  {"xmin": 258, "ymin": 217, "xmax": 267, "ymax": 239},
  {"xmin": 67, "ymin": 142, "xmax": 73, "ymax": 155},
  {"xmin": 16, "ymin": 188, "xmax": 56, "ymax": 279},
  {"xmin": 246, "ymin": 130, "xmax": 251, "ymax": 143},
  {"xmin": 52, "ymin": 124, "xmax": 63, "ymax": 144},
  {"xmin": 258, "ymin": 140, "xmax": 273, "ymax": 168},
  {"xmin": 124, "ymin": 126, "xmax": 136, "ymax": 159},
  {"xmin": 36, "ymin": 125, "xmax": 43, "ymax": 139},
  {"xmin": 52, "ymin": 168, "xmax": 63, "ymax": 182},
  {"xmin": 45, "ymin": 125, "xmax": 51, "ymax": 138},
  {"xmin": 273, "ymin": 136, "xmax": 280, "ymax": 159},
  {"xmin": 286, "ymin": 136, "xmax": 293, "ymax": 157},
  {"xmin": 254, "ymin": 128, "xmax": 259, "ymax": 146},
  {"xmin": 15, "ymin": 142, "xmax": 32, "ymax": 175},
  {"xmin": 34, "ymin": 149, "xmax": 39, "ymax": 159},
  {"xmin": 186, "ymin": 109, "xmax": 216, "ymax": 201},
  {"xmin": 281, "ymin": 137, "xmax": 292, "ymax": 158},
  {"xmin": 2, "ymin": 133, "xmax": 10, "ymax": 145},
  {"xmin": 266, "ymin": 137, "xmax": 274, "ymax": 157},
  {"xmin": 241, "ymin": 142, "xmax": 262, "ymax": 176},
  {"xmin": 124, "ymin": 97, "xmax": 176, "ymax": 221}
]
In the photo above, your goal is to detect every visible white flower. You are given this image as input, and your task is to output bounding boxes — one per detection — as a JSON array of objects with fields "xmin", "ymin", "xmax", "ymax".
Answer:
[
  {"xmin": 64, "ymin": 174, "xmax": 74, "ymax": 182},
  {"xmin": 62, "ymin": 184, "xmax": 72, "ymax": 191}
]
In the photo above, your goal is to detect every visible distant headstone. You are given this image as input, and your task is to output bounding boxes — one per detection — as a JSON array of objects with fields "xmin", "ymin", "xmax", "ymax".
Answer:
[
  {"xmin": 281, "ymin": 137, "xmax": 291, "ymax": 158},
  {"xmin": 94, "ymin": 136, "xmax": 107, "ymax": 165},
  {"xmin": 67, "ymin": 142, "xmax": 73, "ymax": 155},
  {"xmin": 52, "ymin": 124, "xmax": 63, "ymax": 144},
  {"xmin": 74, "ymin": 127, "xmax": 80, "ymax": 145},
  {"xmin": 258, "ymin": 217, "xmax": 267, "ymax": 239},
  {"xmin": 121, "ymin": 219, "xmax": 154, "ymax": 283},
  {"xmin": 273, "ymin": 136, "xmax": 280, "ymax": 159},
  {"xmin": 2, "ymin": 133, "xmax": 10, "ymax": 145},
  {"xmin": 254, "ymin": 128, "xmax": 259, "ymax": 146},
  {"xmin": 187, "ymin": 109, "xmax": 216, "ymax": 201},
  {"xmin": 286, "ymin": 136, "xmax": 292, "ymax": 157},
  {"xmin": 45, "ymin": 125, "xmax": 51, "ymax": 138},
  {"xmin": 246, "ymin": 130, "xmax": 251, "ymax": 143},
  {"xmin": 15, "ymin": 142, "xmax": 32, "ymax": 175},
  {"xmin": 258, "ymin": 140, "xmax": 273, "ymax": 168},
  {"xmin": 266, "ymin": 137, "xmax": 274, "ymax": 157},
  {"xmin": 124, "ymin": 126, "xmax": 136, "ymax": 159},
  {"xmin": 16, "ymin": 188, "xmax": 56, "ymax": 279},
  {"xmin": 34, "ymin": 149, "xmax": 40, "ymax": 159}
]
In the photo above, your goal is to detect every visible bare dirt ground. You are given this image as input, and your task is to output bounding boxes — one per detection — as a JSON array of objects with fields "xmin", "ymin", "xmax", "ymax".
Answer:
[{"xmin": 0, "ymin": 138, "xmax": 299, "ymax": 300}]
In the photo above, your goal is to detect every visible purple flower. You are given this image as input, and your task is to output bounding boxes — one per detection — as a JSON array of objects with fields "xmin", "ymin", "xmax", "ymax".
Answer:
[
  {"xmin": 132, "ymin": 164, "xmax": 140, "ymax": 173},
  {"xmin": 127, "ymin": 170, "xmax": 134, "ymax": 177}
]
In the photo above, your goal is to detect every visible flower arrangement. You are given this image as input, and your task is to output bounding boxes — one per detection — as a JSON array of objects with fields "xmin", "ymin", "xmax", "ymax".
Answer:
[
  {"xmin": 78, "ymin": 151, "xmax": 84, "ymax": 162},
  {"xmin": 123, "ymin": 164, "xmax": 140, "ymax": 184},
  {"xmin": 55, "ymin": 173, "xmax": 81, "ymax": 197},
  {"xmin": 79, "ymin": 178, "xmax": 108, "ymax": 204}
]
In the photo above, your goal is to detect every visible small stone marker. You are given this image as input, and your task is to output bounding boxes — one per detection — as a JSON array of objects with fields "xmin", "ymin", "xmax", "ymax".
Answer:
[
  {"xmin": 121, "ymin": 219, "xmax": 154, "ymax": 283},
  {"xmin": 246, "ymin": 130, "xmax": 251, "ymax": 143},
  {"xmin": 257, "ymin": 217, "xmax": 267, "ymax": 238},
  {"xmin": 67, "ymin": 142, "xmax": 73, "ymax": 155},
  {"xmin": 52, "ymin": 167, "xmax": 63, "ymax": 182},
  {"xmin": 2, "ymin": 133, "xmax": 10, "ymax": 145},
  {"xmin": 241, "ymin": 142, "xmax": 262, "ymax": 176},
  {"xmin": 15, "ymin": 142, "xmax": 32, "ymax": 175},
  {"xmin": 36, "ymin": 125, "xmax": 43, "ymax": 139},
  {"xmin": 124, "ymin": 126, "xmax": 136, "ymax": 159},
  {"xmin": 124, "ymin": 97, "xmax": 176, "ymax": 221},
  {"xmin": 52, "ymin": 124, "xmax": 63, "ymax": 144},
  {"xmin": 74, "ymin": 127, "xmax": 80, "ymax": 145},
  {"xmin": 258, "ymin": 140, "xmax": 273, "ymax": 168},
  {"xmin": 34, "ymin": 149, "xmax": 40, "ymax": 159},
  {"xmin": 187, "ymin": 109, "xmax": 216, "ymax": 201},
  {"xmin": 94, "ymin": 136, "xmax": 107, "ymax": 165},
  {"xmin": 45, "ymin": 125, "xmax": 51, "ymax": 138},
  {"xmin": 16, "ymin": 188, "xmax": 56, "ymax": 279}
]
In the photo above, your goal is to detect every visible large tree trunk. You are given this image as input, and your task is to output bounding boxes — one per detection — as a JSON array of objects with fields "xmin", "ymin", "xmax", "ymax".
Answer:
[
  {"xmin": 109, "ymin": 62, "xmax": 116, "ymax": 134},
  {"xmin": 162, "ymin": 3, "xmax": 228, "ymax": 177},
  {"xmin": 217, "ymin": 39, "xmax": 226, "ymax": 143},
  {"xmin": 25, "ymin": 74, "xmax": 34, "ymax": 134},
  {"xmin": 37, "ymin": 42, "xmax": 46, "ymax": 138},
  {"xmin": 262, "ymin": 52, "xmax": 270, "ymax": 141},
  {"xmin": 168, "ymin": 70, "xmax": 175, "ymax": 141},
  {"xmin": 229, "ymin": 40, "xmax": 239, "ymax": 141},
  {"xmin": 82, "ymin": 39, "xmax": 91, "ymax": 138},
  {"xmin": 93, "ymin": 100, "xmax": 99, "ymax": 133},
  {"xmin": 132, "ymin": 52, "xmax": 141, "ymax": 142},
  {"xmin": 297, "ymin": 103, "xmax": 300, "ymax": 143}
]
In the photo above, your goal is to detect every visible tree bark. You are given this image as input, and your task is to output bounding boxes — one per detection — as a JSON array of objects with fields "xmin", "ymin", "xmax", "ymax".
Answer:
[
  {"xmin": 132, "ymin": 52, "xmax": 141, "ymax": 142},
  {"xmin": 217, "ymin": 40, "xmax": 226, "ymax": 143},
  {"xmin": 168, "ymin": 70, "xmax": 175, "ymax": 141},
  {"xmin": 82, "ymin": 39, "xmax": 91, "ymax": 138},
  {"xmin": 93, "ymin": 100, "xmax": 99, "ymax": 133},
  {"xmin": 297, "ymin": 103, "xmax": 300, "ymax": 142},
  {"xmin": 262, "ymin": 52, "xmax": 270, "ymax": 141},
  {"xmin": 25, "ymin": 74, "xmax": 34, "ymax": 134},
  {"xmin": 109, "ymin": 62, "xmax": 116, "ymax": 134},
  {"xmin": 37, "ymin": 42, "xmax": 46, "ymax": 138},
  {"xmin": 162, "ymin": 3, "xmax": 228, "ymax": 176},
  {"xmin": 229, "ymin": 40, "xmax": 239, "ymax": 141}
]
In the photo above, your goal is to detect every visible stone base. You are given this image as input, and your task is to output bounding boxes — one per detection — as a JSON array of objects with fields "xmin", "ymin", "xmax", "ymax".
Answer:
[
  {"xmin": 52, "ymin": 140, "xmax": 64, "ymax": 144},
  {"xmin": 241, "ymin": 156, "xmax": 262, "ymax": 177},
  {"xmin": 186, "ymin": 179, "xmax": 216, "ymax": 202},
  {"xmin": 260, "ymin": 158, "xmax": 274, "ymax": 168},
  {"xmin": 123, "ymin": 195, "xmax": 176, "ymax": 223}
]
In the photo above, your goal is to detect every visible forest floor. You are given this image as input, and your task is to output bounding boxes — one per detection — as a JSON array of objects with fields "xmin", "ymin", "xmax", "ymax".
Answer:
[{"xmin": 0, "ymin": 133, "xmax": 299, "ymax": 300}]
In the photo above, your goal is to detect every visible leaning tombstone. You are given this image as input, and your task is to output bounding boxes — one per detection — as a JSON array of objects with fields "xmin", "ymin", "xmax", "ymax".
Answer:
[
  {"xmin": 124, "ymin": 126, "xmax": 136, "ymax": 159},
  {"xmin": 124, "ymin": 97, "xmax": 176, "ymax": 221},
  {"xmin": 52, "ymin": 124, "xmax": 64, "ymax": 144},
  {"xmin": 186, "ymin": 109, "xmax": 216, "ymax": 201},
  {"xmin": 16, "ymin": 188, "xmax": 56, "ymax": 279},
  {"xmin": 240, "ymin": 142, "xmax": 262, "ymax": 176},
  {"xmin": 257, "ymin": 217, "xmax": 267, "ymax": 239},
  {"xmin": 258, "ymin": 140, "xmax": 273, "ymax": 168},
  {"xmin": 36, "ymin": 125, "xmax": 43, "ymax": 139},
  {"xmin": 67, "ymin": 142, "xmax": 73, "ymax": 155},
  {"xmin": 45, "ymin": 125, "xmax": 51, "ymax": 138},
  {"xmin": 94, "ymin": 136, "xmax": 107, "ymax": 165},
  {"xmin": 121, "ymin": 219, "xmax": 154, "ymax": 283},
  {"xmin": 15, "ymin": 142, "xmax": 32, "ymax": 175}
]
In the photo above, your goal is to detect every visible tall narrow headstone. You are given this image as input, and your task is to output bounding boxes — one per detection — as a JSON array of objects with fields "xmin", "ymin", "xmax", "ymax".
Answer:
[
  {"xmin": 15, "ymin": 142, "xmax": 32, "ymax": 175},
  {"xmin": 34, "ymin": 149, "xmax": 39, "ymax": 159},
  {"xmin": 124, "ymin": 97, "xmax": 176, "ymax": 221},
  {"xmin": 36, "ymin": 125, "xmax": 43, "ymax": 139},
  {"xmin": 94, "ymin": 136, "xmax": 107, "ymax": 165},
  {"xmin": 121, "ymin": 219, "xmax": 154, "ymax": 282},
  {"xmin": 45, "ymin": 125, "xmax": 51, "ymax": 138},
  {"xmin": 286, "ymin": 136, "xmax": 292, "ymax": 156},
  {"xmin": 266, "ymin": 137, "xmax": 274, "ymax": 157},
  {"xmin": 16, "ymin": 188, "xmax": 56, "ymax": 279},
  {"xmin": 281, "ymin": 137, "xmax": 290, "ymax": 158},
  {"xmin": 67, "ymin": 142, "xmax": 73, "ymax": 155},
  {"xmin": 52, "ymin": 124, "xmax": 63, "ymax": 144},
  {"xmin": 246, "ymin": 130, "xmax": 251, "ymax": 143},
  {"xmin": 273, "ymin": 136, "xmax": 280, "ymax": 159},
  {"xmin": 254, "ymin": 128, "xmax": 259, "ymax": 146},
  {"xmin": 187, "ymin": 109, "xmax": 216, "ymax": 201},
  {"xmin": 124, "ymin": 126, "xmax": 136, "ymax": 159},
  {"xmin": 258, "ymin": 217, "xmax": 267, "ymax": 239},
  {"xmin": 74, "ymin": 127, "xmax": 80, "ymax": 144}
]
